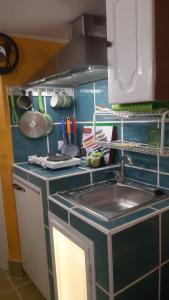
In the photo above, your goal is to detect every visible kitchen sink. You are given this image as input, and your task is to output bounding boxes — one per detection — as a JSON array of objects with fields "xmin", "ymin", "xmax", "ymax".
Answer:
[{"xmin": 60, "ymin": 181, "xmax": 168, "ymax": 221}]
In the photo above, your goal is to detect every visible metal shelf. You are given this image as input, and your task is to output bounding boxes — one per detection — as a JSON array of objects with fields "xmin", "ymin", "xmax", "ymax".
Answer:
[
  {"xmin": 93, "ymin": 110, "xmax": 169, "ymax": 157},
  {"xmin": 94, "ymin": 140, "xmax": 169, "ymax": 156},
  {"xmin": 95, "ymin": 109, "xmax": 169, "ymax": 121}
]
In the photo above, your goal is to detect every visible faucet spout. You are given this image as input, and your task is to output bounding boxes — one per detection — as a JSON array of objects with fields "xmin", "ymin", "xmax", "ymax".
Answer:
[{"xmin": 119, "ymin": 154, "xmax": 133, "ymax": 183}]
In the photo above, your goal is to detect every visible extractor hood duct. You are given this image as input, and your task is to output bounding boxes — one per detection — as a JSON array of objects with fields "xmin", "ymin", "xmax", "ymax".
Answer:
[{"xmin": 26, "ymin": 14, "xmax": 108, "ymax": 87}]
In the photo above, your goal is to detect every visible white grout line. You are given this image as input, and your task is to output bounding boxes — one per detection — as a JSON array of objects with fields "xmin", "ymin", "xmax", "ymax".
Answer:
[
  {"xmin": 157, "ymin": 121, "xmax": 160, "ymax": 187},
  {"xmin": 157, "ymin": 155, "xmax": 160, "ymax": 187},
  {"xmin": 121, "ymin": 120, "xmax": 124, "ymax": 158},
  {"xmin": 109, "ymin": 209, "xmax": 159, "ymax": 235},
  {"xmin": 158, "ymin": 213, "xmax": 162, "ymax": 300},
  {"xmin": 11, "ymin": 125, "xmax": 19, "ymax": 128},
  {"xmin": 114, "ymin": 266, "xmax": 159, "ymax": 297},
  {"xmin": 96, "ymin": 283, "xmax": 110, "ymax": 296},
  {"xmin": 4, "ymin": 271, "xmax": 28, "ymax": 300},
  {"xmin": 93, "ymin": 82, "xmax": 96, "ymax": 109},
  {"xmin": 159, "ymin": 171, "xmax": 169, "ymax": 176},
  {"xmin": 90, "ymin": 172, "xmax": 93, "ymax": 185},
  {"xmin": 125, "ymin": 177, "xmax": 157, "ymax": 188},
  {"xmin": 46, "ymin": 136, "xmax": 50, "ymax": 153},
  {"xmin": 125, "ymin": 164, "xmax": 157, "ymax": 174},
  {"xmin": 161, "ymin": 258, "xmax": 169, "ymax": 267},
  {"xmin": 72, "ymin": 87, "xmax": 75, "ymax": 118},
  {"xmin": 107, "ymin": 233, "xmax": 114, "ymax": 300}
]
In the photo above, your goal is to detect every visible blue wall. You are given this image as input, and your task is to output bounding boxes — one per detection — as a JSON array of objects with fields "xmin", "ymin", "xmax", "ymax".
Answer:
[{"xmin": 9, "ymin": 80, "xmax": 169, "ymax": 192}]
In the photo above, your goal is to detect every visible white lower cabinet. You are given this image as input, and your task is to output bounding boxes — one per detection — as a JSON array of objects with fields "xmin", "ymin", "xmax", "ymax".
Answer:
[
  {"xmin": 13, "ymin": 176, "xmax": 50, "ymax": 300},
  {"xmin": 49, "ymin": 212, "xmax": 96, "ymax": 300}
]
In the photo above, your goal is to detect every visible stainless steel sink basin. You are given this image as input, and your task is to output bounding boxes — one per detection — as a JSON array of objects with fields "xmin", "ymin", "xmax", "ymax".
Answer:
[{"xmin": 60, "ymin": 181, "xmax": 167, "ymax": 221}]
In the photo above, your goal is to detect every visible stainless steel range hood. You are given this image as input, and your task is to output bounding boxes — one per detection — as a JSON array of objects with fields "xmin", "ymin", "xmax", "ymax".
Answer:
[{"xmin": 26, "ymin": 14, "xmax": 108, "ymax": 87}]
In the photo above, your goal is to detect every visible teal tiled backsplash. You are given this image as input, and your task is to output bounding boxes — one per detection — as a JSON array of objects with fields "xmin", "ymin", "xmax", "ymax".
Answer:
[{"xmin": 9, "ymin": 79, "xmax": 169, "ymax": 192}]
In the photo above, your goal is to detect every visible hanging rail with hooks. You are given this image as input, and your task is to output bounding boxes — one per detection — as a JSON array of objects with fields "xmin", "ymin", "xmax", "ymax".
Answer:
[{"xmin": 8, "ymin": 86, "xmax": 74, "ymax": 97}]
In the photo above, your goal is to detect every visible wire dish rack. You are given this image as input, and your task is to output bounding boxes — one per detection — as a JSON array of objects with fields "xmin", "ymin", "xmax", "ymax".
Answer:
[
  {"xmin": 95, "ymin": 109, "xmax": 169, "ymax": 120},
  {"xmin": 94, "ymin": 140, "xmax": 169, "ymax": 156},
  {"xmin": 93, "ymin": 110, "xmax": 169, "ymax": 157}
]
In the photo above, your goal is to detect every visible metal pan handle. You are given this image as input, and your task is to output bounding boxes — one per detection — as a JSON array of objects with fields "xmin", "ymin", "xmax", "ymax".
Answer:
[{"xmin": 61, "ymin": 118, "xmax": 66, "ymax": 139}]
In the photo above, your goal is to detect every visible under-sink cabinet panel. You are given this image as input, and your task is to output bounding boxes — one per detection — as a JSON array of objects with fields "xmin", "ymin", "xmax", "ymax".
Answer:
[
  {"xmin": 49, "ymin": 212, "xmax": 96, "ymax": 300},
  {"xmin": 13, "ymin": 176, "xmax": 50, "ymax": 299}
]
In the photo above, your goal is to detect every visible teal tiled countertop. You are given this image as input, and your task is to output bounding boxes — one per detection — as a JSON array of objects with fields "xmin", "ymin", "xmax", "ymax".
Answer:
[
  {"xmin": 13, "ymin": 160, "xmax": 119, "ymax": 181},
  {"xmin": 13, "ymin": 160, "xmax": 169, "ymax": 300}
]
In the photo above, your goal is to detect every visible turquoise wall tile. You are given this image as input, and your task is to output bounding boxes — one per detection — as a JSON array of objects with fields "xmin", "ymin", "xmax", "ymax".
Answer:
[
  {"xmin": 48, "ymin": 124, "xmax": 63, "ymax": 153},
  {"xmin": 45, "ymin": 227, "xmax": 53, "ymax": 273},
  {"xmin": 160, "ymin": 157, "xmax": 169, "ymax": 173},
  {"xmin": 70, "ymin": 214, "xmax": 109, "ymax": 292},
  {"xmin": 92, "ymin": 167, "xmax": 118, "ymax": 184},
  {"xmin": 161, "ymin": 262, "xmax": 169, "ymax": 300},
  {"xmin": 76, "ymin": 123, "xmax": 86, "ymax": 148},
  {"xmin": 115, "ymin": 271, "xmax": 159, "ymax": 300},
  {"xmin": 125, "ymin": 166, "xmax": 157, "ymax": 186},
  {"xmin": 49, "ymin": 173, "xmax": 90, "ymax": 194},
  {"xmin": 164, "ymin": 124, "xmax": 169, "ymax": 147},
  {"xmin": 96, "ymin": 286, "xmax": 109, "ymax": 300},
  {"xmin": 74, "ymin": 82, "xmax": 94, "ymax": 122},
  {"xmin": 124, "ymin": 151, "xmax": 157, "ymax": 171},
  {"xmin": 95, "ymin": 79, "xmax": 111, "ymax": 109},
  {"xmin": 112, "ymin": 216, "xmax": 159, "ymax": 292},
  {"xmin": 123, "ymin": 123, "xmax": 158, "ymax": 144},
  {"xmin": 48, "ymin": 272, "xmax": 56, "ymax": 300},
  {"xmin": 160, "ymin": 174, "xmax": 169, "ymax": 190},
  {"xmin": 12, "ymin": 127, "xmax": 48, "ymax": 162},
  {"xmin": 28, "ymin": 174, "xmax": 49, "ymax": 226},
  {"xmin": 161, "ymin": 210, "xmax": 169, "ymax": 262},
  {"xmin": 49, "ymin": 200, "xmax": 68, "ymax": 223}
]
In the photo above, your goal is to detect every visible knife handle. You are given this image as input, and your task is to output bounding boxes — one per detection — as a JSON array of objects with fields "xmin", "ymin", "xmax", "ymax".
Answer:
[
  {"xmin": 72, "ymin": 118, "xmax": 76, "ymax": 134},
  {"xmin": 66, "ymin": 117, "xmax": 71, "ymax": 135}
]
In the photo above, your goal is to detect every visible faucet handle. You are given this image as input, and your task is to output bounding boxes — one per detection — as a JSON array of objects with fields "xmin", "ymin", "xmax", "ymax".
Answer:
[{"xmin": 122, "ymin": 154, "xmax": 133, "ymax": 166}]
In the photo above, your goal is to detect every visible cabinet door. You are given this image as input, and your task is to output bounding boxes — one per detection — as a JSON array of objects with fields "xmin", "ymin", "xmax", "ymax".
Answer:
[
  {"xmin": 49, "ymin": 213, "xmax": 96, "ymax": 300},
  {"xmin": 106, "ymin": 0, "xmax": 154, "ymax": 103},
  {"xmin": 14, "ymin": 177, "xmax": 50, "ymax": 299}
]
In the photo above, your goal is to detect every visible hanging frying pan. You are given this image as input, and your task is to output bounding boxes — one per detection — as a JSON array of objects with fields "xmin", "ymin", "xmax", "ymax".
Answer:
[
  {"xmin": 19, "ymin": 92, "xmax": 47, "ymax": 138},
  {"xmin": 38, "ymin": 92, "xmax": 53, "ymax": 135}
]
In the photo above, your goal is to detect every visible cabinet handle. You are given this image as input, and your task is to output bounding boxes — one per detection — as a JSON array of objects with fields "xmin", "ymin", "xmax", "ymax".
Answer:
[
  {"xmin": 12, "ymin": 184, "xmax": 25, "ymax": 192},
  {"xmin": 106, "ymin": 41, "xmax": 112, "ymax": 47}
]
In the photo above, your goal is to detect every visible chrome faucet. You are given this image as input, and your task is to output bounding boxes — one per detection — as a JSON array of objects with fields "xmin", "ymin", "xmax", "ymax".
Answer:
[{"xmin": 119, "ymin": 155, "xmax": 133, "ymax": 183}]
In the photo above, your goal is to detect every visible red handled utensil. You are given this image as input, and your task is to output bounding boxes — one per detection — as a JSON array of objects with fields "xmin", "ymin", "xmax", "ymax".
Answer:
[{"xmin": 64, "ymin": 117, "xmax": 79, "ymax": 157}]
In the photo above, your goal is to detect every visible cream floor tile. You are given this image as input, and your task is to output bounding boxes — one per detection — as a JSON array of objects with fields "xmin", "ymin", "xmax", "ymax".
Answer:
[
  {"xmin": 6, "ymin": 272, "xmax": 31, "ymax": 288},
  {"xmin": 17, "ymin": 282, "xmax": 46, "ymax": 300},
  {"xmin": 0, "ymin": 291, "xmax": 20, "ymax": 300},
  {"xmin": 0, "ymin": 273, "xmax": 13, "ymax": 294}
]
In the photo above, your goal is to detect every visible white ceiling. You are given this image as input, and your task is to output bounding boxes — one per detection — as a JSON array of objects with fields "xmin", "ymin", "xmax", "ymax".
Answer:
[{"xmin": 0, "ymin": 0, "xmax": 106, "ymax": 42}]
